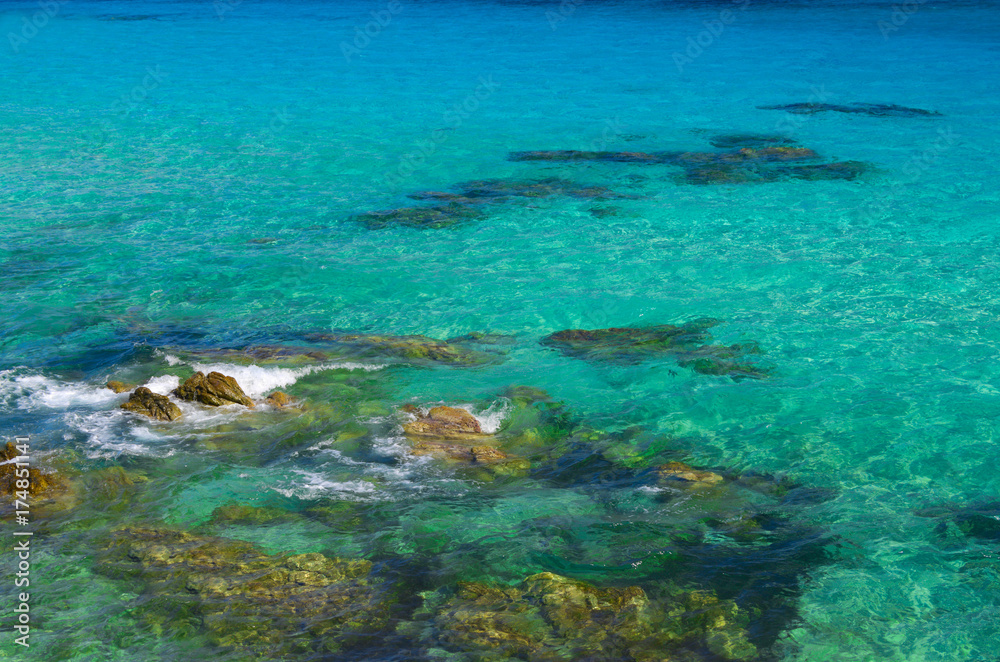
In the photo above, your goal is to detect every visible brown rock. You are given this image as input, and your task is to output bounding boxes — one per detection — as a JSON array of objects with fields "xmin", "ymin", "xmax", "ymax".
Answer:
[
  {"xmin": 106, "ymin": 380, "xmax": 134, "ymax": 393},
  {"xmin": 265, "ymin": 391, "xmax": 293, "ymax": 407},
  {"xmin": 403, "ymin": 405, "xmax": 484, "ymax": 439},
  {"xmin": 655, "ymin": 461, "xmax": 724, "ymax": 488},
  {"xmin": 120, "ymin": 387, "xmax": 182, "ymax": 422},
  {"xmin": 0, "ymin": 442, "xmax": 66, "ymax": 497},
  {"xmin": 172, "ymin": 371, "xmax": 254, "ymax": 408}
]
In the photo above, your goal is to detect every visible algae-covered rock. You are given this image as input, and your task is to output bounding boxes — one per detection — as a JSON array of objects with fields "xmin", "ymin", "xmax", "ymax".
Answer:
[
  {"xmin": 173, "ymin": 371, "xmax": 254, "ymax": 408},
  {"xmin": 208, "ymin": 502, "xmax": 297, "ymax": 526},
  {"xmin": 106, "ymin": 380, "xmax": 134, "ymax": 393},
  {"xmin": 404, "ymin": 406, "xmax": 485, "ymax": 440},
  {"xmin": 541, "ymin": 320, "xmax": 768, "ymax": 380},
  {"xmin": 656, "ymin": 461, "xmax": 724, "ymax": 489},
  {"xmin": 0, "ymin": 442, "xmax": 67, "ymax": 498},
  {"xmin": 83, "ymin": 466, "xmax": 147, "ymax": 504},
  {"xmin": 352, "ymin": 203, "xmax": 486, "ymax": 229},
  {"xmin": 120, "ymin": 387, "xmax": 183, "ymax": 421},
  {"xmin": 303, "ymin": 332, "xmax": 500, "ymax": 367},
  {"xmin": 419, "ymin": 572, "xmax": 755, "ymax": 661},
  {"xmin": 265, "ymin": 391, "xmax": 294, "ymax": 408},
  {"xmin": 96, "ymin": 527, "xmax": 392, "ymax": 658}
]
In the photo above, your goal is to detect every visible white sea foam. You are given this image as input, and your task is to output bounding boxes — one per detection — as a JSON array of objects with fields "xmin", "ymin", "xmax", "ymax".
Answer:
[
  {"xmin": 0, "ymin": 369, "xmax": 122, "ymax": 411},
  {"xmin": 143, "ymin": 374, "xmax": 181, "ymax": 395},
  {"xmin": 170, "ymin": 360, "xmax": 385, "ymax": 398},
  {"xmin": 272, "ymin": 469, "xmax": 378, "ymax": 500}
]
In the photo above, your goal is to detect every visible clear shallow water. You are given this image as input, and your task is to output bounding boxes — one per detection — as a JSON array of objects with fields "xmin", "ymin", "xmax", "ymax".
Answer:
[{"xmin": 2, "ymin": 0, "xmax": 1000, "ymax": 659}]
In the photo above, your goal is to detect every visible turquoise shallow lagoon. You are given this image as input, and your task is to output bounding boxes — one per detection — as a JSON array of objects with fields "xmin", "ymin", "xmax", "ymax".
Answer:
[{"xmin": 2, "ymin": 0, "xmax": 1000, "ymax": 659}]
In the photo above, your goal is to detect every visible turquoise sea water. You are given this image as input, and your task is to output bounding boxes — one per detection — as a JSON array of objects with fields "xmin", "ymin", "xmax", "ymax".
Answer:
[{"xmin": 2, "ymin": 0, "xmax": 1000, "ymax": 659}]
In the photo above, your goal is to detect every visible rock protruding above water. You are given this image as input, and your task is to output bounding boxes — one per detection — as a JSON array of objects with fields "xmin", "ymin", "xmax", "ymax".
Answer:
[
  {"xmin": 303, "ymin": 332, "xmax": 502, "ymax": 366},
  {"xmin": 96, "ymin": 527, "xmax": 391, "ymax": 657},
  {"xmin": 403, "ymin": 405, "xmax": 485, "ymax": 439},
  {"xmin": 758, "ymin": 102, "xmax": 942, "ymax": 117},
  {"xmin": 352, "ymin": 202, "xmax": 486, "ymax": 229},
  {"xmin": 172, "ymin": 371, "xmax": 254, "ymax": 408},
  {"xmin": 120, "ymin": 387, "xmax": 183, "ymax": 421},
  {"xmin": 105, "ymin": 380, "xmax": 134, "ymax": 393},
  {"xmin": 0, "ymin": 442, "xmax": 65, "ymax": 497},
  {"xmin": 265, "ymin": 391, "xmax": 294, "ymax": 408},
  {"xmin": 540, "ymin": 319, "xmax": 768, "ymax": 379},
  {"xmin": 419, "ymin": 572, "xmax": 755, "ymax": 661}
]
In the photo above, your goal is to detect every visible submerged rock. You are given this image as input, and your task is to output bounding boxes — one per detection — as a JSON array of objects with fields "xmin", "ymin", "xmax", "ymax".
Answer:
[
  {"xmin": 681, "ymin": 158, "xmax": 868, "ymax": 185},
  {"xmin": 709, "ymin": 133, "xmax": 798, "ymax": 149},
  {"xmin": 96, "ymin": 527, "xmax": 392, "ymax": 657},
  {"xmin": 105, "ymin": 380, "xmax": 134, "ymax": 393},
  {"xmin": 655, "ymin": 461, "xmax": 724, "ymax": 488},
  {"xmin": 209, "ymin": 502, "xmax": 297, "ymax": 526},
  {"xmin": 509, "ymin": 147, "xmax": 818, "ymax": 166},
  {"xmin": 0, "ymin": 442, "xmax": 66, "ymax": 498},
  {"xmin": 410, "ymin": 177, "xmax": 631, "ymax": 203},
  {"xmin": 541, "ymin": 321, "xmax": 767, "ymax": 380},
  {"xmin": 403, "ymin": 406, "xmax": 485, "ymax": 439},
  {"xmin": 352, "ymin": 202, "xmax": 486, "ymax": 229},
  {"xmin": 172, "ymin": 371, "xmax": 254, "ymax": 408},
  {"xmin": 302, "ymin": 332, "xmax": 501, "ymax": 366},
  {"xmin": 120, "ymin": 387, "xmax": 183, "ymax": 421},
  {"xmin": 758, "ymin": 102, "xmax": 943, "ymax": 117},
  {"xmin": 417, "ymin": 572, "xmax": 755, "ymax": 661}
]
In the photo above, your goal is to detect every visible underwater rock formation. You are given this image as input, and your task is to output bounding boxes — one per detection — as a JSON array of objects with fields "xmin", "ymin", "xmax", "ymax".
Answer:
[
  {"xmin": 302, "ymin": 332, "xmax": 503, "ymax": 366},
  {"xmin": 172, "ymin": 371, "xmax": 254, "ymax": 408},
  {"xmin": 351, "ymin": 202, "xmax": 486, "ymax": 229},
  {"xmin": 120, "ymin": 387, "xmax": 183, "ymax": 421},
  {"xmin": 413, "ymin": 572, "xmax": 756, "ymax": 661},
  {"xmin": 655, "ymin": 461, "xmax": 725, "ymax": 488},
  {"xmin": 709, "ymin": 133, "xmax": 798, "ymax": 148},
  {"xmin": 681, "ymin": 159, "xmax": 868, "ymax": 185},
  {"xmin": 409, "ymin": 177, "xmax": 631, "ymax": 203},
  {"xmin": 96, "ymin": 527, "xmax": 393, "ymax": 657},
  {"xmin": 540, "ymin": 320, "xmax": 768, "ymax": 379},
  {"xmin": 508, "ymin": 147, "xmax": 818, "ymax": 165},
  {"xmin": 758, "ymin": 102, "xmax": 943, "ymax": 117}
]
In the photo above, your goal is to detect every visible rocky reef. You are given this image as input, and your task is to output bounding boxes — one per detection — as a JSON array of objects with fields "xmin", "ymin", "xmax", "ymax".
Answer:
[
  {"xmin": 173, "ymin": 371, "xmax": 255, "ymax": 408},
  {"xmin": 96, "ymin": 526, "xmax": 394, "ymax": 658},
  {"xmin": 409, "ymin": 177, "xmax": 632, "ymax": 203},
  {"xmin": 120, "ymin": 387, "xmax": 183, "ymax": 421},
  {"xmin": 408, "ymin": 572, "xmax": 756, "ymax": 661},
  {"xmin": 541, "ymin": 319, "xmax": 768, "ymax": 379},
  {"xmin": 301, "ymin": 332, "xmax": 506, "ymax": 367},
  {"xmin": 352, "ymin": 202, "xmax": 487, "ymax": 229},
  {"xmin": 757, "ymin": 102, "xmax": 942, "ymax": 117}
]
